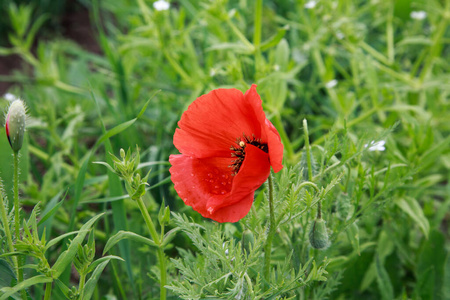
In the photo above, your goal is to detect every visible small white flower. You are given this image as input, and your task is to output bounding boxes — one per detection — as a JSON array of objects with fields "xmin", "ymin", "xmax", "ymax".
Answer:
[
  {"xmin": 325, "ymin": 79, "xmax": 338, "ymax": 89},
  {"xmin": 209, "ymin": 69, "xmax": 216, "ymax": 77},
  {"xmin": 153, "ymin": 0, "xmax": 170, "ymax": 11},
  {"xmin": 364, "ymin": 140, "xmax": 386, "ymax": 152},
  {"xmin": 3, "ymin": 93, "xmax": 18, "ymax": 102},
  {"xmin": 410, "ymin": 11, "xmax": 427, "ymax": 20},
  {"xmin": 336, "ymin": 31, "xmax": 345, "ymax": 40},
  {"xmin": 304, "ymin": 0, "xmax": 317, "ymax": 9},
  {"xmin": 273, "ymin": 64, "xmax": 280, "ymax": 71}
]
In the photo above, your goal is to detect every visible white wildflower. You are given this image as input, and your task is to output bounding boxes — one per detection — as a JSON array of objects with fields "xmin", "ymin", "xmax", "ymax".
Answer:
[
  {"xmin": 273, "ymin": 64, "xmax": 280, "ymax": 71},
  {"xmin": 364, "ymin": 140, "xmax": 386, "ymax": 152},
  {"xmin": 153, "ymin": 0, "xmax": 170, "ymax": 11},
  {"xmin": 3, "ymin": 93, "xmax": 18, "ymax": 102},
  {"xmin": 325, "ymin": 79, "xmax": 338, "ymax": 89},
  {"xmin": 209, "ymin": 69, "xmax": 216, "ymax": 77},
  {"xmin": 336, "ymin": 31, "xmax": 345, "ymax": 40},
  {"xmin": 410, "ymin": 11, "xmax": 427, "ymax": 20},
  {"xmin": 304, "ymin": 0, "xmax": 317, "ymax": 9}
]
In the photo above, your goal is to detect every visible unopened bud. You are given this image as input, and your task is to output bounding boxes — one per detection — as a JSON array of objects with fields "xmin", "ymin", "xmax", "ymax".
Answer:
[
  {"xmin": 309, "ymin": 218, "xmax": 330, "ymax": 249},
  {"xmin": 5, "ymin": 99, "xmax": 26, "ymax": 152}
]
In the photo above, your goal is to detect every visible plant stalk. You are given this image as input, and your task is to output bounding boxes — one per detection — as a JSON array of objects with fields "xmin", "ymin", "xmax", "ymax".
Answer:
[
  {"xmin": 303, "ymin": 119, "xmax": 322, "ymax": 219},
  {"xmin": 264, "ymin": 173, "xmax": 276, "ymax": 281},
  {"xmin": 43, "ymin": 282, "xmax": 52, "ymax": 300},
  {"xmin": 13, "ymin": 152, "xmax": 26, "ymax": 300},
  {"xmin": 136, "ymin": 196, "xmax": 166, "ymax": 300}
]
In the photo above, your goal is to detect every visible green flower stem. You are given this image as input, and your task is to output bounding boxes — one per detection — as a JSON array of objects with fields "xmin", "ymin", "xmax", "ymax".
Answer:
[
  {"xmin": 135, "ymin": 196, "xmax": 166, "ymax": 300},
  {"xmin": 303, "ymin": 119, "xmax": 321, "ymax": 220},
  {"xmin": 303, "ymin": 119, "xmax": 313, "ymax": 181},
  {"xmin": 264, "ymin": 173, "xmax": 276, "ymax": 281},
  {"xmin": 13, "ymin": 152, "xmax": 26, "ymax": 300},
  {"xmin": 43, "ymin": 282, "xmax": 52, "ymax": 300}
]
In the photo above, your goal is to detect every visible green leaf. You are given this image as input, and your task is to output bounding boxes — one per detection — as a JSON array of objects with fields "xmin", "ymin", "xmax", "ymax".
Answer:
[
  {"xmin": 86, "ymin": 256, "xmax": 124, "ymax": 274},
  {"xmin": 396, "ymin": 197, "xmax": 429, "ymax": 239},
  {"xmin": 375, "ymin": 255, "xmax": 394, "ymax": 300},
  {"xmin": 0, "ymin": 259, "xmax": 20, "ymax": 300},
  {"xmin": 0, "ymin": 275, "xmax": 52, "ymax": 300},
  {"xmin": 260, "ymin": 26, "xmax": 289, "ymax": 51},
  {"xmin": 82, "ymin": 260, "xmax": 112, "ymax": 300},
  {"xmin": 416, "ymin": 230, "xmax": 446, "ymax": 300},
  {"xmin": 103, "ymin": 231, "xmax": 157, "ymax": 255},
  {"xmin": 51, "ymin": 213, "xmax": 105, "ymax": 278},
  {"xmin": 346, "ymin": 222, "xmax": 360, "ymax": 255},
  {"xmin": 45, "ymin": 230, "xmax": 87, "ymax": 250}
]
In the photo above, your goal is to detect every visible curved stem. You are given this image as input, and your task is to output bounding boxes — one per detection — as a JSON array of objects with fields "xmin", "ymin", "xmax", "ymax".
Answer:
[
  {"xmin": 13, "ymin": 152, "xmax": 26, "ymax": 300},
  {"xmin": 264, "ymin": 173, "xmax": 276, "ymax": 281}
]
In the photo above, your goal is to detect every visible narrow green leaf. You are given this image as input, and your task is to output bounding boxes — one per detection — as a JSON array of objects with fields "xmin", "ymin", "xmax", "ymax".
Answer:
[
  {"xmin": 103, "ymin": 231, "xmax": 157, "ymax": 255},
  {"xmin": 346, "ymin": 222, "xmax": 360, "ymax": 255},
  {"xmin": 52, "ymin": 213, "xmax": 105, "ymax": 278},
  {"xmin": 260, "ymin": 26, "xmax": 289, "ymax": 51},
  {"xmin": 396, "ymin": 197, "xmax": 429, "ymax": 239},
  {"xmin": 86, "ymin": 256, "xmax": 124, "ymax": 274},
  {"xmin": 375, "ymin": 255, "xmax": 394, "ymax": 300},
  {"xmin": 37, "ymin": 190, "xmax": 67, "ymax": 226},
  {"xmin": 0, "ymin": 275, "xmax": 52, "ymax": 300},
  {"xmin": 45, "ymin": 230, "xmax": 86, "ymax": 250},
  {"xmin": 82, "ymin": 260, "xmax": 112, "ymax": 300}
]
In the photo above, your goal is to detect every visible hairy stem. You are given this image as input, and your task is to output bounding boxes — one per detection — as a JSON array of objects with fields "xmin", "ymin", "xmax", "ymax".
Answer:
[
  {"xmin": 13, "ymin": 152, "xmax": 26, "ymax": 300},
  {"xmin": 303, "ymin": 119, "xmax": 322, "ymax": 219},
  {"xmin": 264, "ymin": 173, "xmax": 276, "ymax": 281}
]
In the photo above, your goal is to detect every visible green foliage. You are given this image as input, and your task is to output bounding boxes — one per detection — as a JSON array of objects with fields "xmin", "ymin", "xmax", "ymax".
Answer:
[{"xmin": 0, "ymin": 0, "xmax": 448, "ymax": 298}]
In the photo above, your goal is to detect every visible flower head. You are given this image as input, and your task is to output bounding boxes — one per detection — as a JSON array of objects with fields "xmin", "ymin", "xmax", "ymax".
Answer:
[
  {"xmin": 325, "ymin": 79, "xmax": 338, "ymax": 89},
  {"xmin": 304, "ymin": 0, "xmax": 317, "ymax": 9},
  {"xmin": 5, "ymin": 99, "xmax": 27, "ymax": 152},
  {"xmin": 364, "ymin": 140, "xmax": 385, "ymax": 152},
  {"xmin": 153, "ymin": 0, "xmax": 170, "ymax": 11},
  {"xmin": 410, "ymin": 11, "xmax": 427, "ymax": 20},
  {"xmin": 169, "ymin": 85, "xmax": 283, "ymax": 223}
]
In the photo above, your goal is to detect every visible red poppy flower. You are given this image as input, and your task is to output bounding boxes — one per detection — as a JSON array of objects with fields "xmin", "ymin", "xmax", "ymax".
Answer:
[{"xmin": 169, "ymin": 84, "xmax": 283, "ymax": 223}]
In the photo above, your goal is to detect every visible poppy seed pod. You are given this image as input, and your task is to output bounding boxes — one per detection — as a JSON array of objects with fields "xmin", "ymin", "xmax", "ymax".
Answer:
[
  {"xmin": 309, "ymin": 218, "xmax": 330, "ymax": 249},
  {"xmin": 5, "ymin": 99, "xmax": 26, "ymax": 152}
]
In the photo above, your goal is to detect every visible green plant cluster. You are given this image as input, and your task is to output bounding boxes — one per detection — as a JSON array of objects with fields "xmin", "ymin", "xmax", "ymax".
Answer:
[{"xmin": 0, "ymin": 0, "xmax": 449, "ymax": 299}]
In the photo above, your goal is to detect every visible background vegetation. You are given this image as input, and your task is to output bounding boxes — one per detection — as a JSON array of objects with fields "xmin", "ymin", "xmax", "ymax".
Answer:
[{"xmin": 0, "ymin": 0, "xmax": 449, "ymax": 299}]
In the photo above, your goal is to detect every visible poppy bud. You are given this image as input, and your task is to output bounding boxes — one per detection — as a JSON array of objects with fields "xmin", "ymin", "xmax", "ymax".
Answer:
[
  {"xmin": 5, "ymin": 99, "xmax": 26, "ymax": 152},
  {"xmin": 241, "ymin": 229, "xmax": 254, "ymax": 255},
  {"xmin": 309, "ymin": 218, "xmax": 330, "ymax": 249}
]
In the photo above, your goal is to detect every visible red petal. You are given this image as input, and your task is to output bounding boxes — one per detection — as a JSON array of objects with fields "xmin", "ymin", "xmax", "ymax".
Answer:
[
  {"xmin": 169, "ymin": 145, "xmax": 270, "ymax": 223},
  {"xmin": 169, "ymin": 154, "xmax": 234, "ymax": 219},
  {"xmin": 206, "ymin": 144, "xmax": 270, "ymax": 213},
  {"xmin": 244, "ymin": 85, "xmax": 284, "ymax": 173},
  {"xmin": 207, "ymin": 193, "xmax": 255, "ymax": 223},
  {"xmin": 265, "ymin": 118, "xmax": 284, "ymax": 173},
  {"xmin": 174, "ymin": 86, "xmax": 267, "ymax": 158}
]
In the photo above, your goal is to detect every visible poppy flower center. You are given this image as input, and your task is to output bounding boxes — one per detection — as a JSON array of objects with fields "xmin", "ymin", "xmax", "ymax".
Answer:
[{"xmin": 229, "ymin": 134, "xmax": 268, "ymax": 175}]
